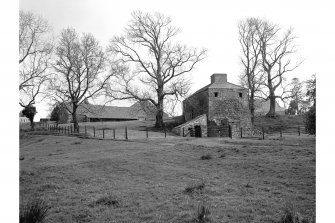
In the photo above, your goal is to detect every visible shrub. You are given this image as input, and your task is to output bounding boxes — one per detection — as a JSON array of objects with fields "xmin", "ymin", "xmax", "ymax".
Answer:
[
  {"xmin": 185, "ymin": 181, "xmax": 205, "ymax": 194},
  {"xmin": 201, "ymin": 154, "xmax": 212, "ymax": 160},
  {"xmin": 278, "ymin": 202, "xmax": 315, "ymax": 223},
  {"xmin": 50, "ymin": 104, "xmax": 69, "ymax": 125},
  {"xmin": 194, "ymin": 204, "xmax": 211, "ymax": 223},
  {"xmin": 304, "ymin": 106, "xmax": 315, "ymax": 134},
  {"xmin": 20, "ymin": 198, "xmax": 50, "ymax": 223},
  {"xmin": 21, "ymin": 106, "xmax": 37, "ymax": 130},
  {"xmin": 90, "ymin": 195, "xmax": 120, "ymax": 207}
]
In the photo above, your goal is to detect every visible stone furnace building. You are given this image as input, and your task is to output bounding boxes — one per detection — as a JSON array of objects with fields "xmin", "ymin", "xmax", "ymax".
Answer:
[{"xmin": 178, "ymin": 73, "xmax": 252, "ymax": 138}]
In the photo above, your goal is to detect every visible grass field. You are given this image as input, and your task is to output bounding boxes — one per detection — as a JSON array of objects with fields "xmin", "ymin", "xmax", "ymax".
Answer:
[{"xmin": 20, "ymin": 132, "xmax": 315, "ymax": 223}]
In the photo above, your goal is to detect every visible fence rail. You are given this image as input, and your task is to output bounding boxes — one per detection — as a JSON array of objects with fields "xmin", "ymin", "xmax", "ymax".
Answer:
[
  {"xmin": 34, "ymin": 122, "xmax": 311, "ymax": 141},
  {"xmin": 43, "ymin": 123, "xmax": 172, "ymax": 140}
]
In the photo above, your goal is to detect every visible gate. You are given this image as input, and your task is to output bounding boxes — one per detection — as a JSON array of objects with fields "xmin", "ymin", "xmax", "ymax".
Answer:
[{"xmin": 207, "ymin": 118, "xmax": 230, "ymax": 137}]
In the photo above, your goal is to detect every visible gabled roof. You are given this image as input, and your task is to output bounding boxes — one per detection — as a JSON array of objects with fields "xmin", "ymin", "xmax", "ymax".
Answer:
[
  {"xmin": 77, "ymin": 104, "xmax": 133, "ymax": 119},
  {"xmin": 65, "ymin": 101, "xmax": 168, "ymax": 120}
]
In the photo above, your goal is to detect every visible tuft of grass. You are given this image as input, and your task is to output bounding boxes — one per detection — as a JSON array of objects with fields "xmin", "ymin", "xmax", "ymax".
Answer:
[
  {"xmin": 194, "ymin": 204, "xmax": 211, "ymax": 223},
  {"xmin": 90, "ymin": 195, "xmax": 120, "ymax": 207},
  {"xmin": 201, "ymin": 154, "xmax": 212, "ymax": 160},
  {"xmin": 245, "ymin": 182, "xmax": 253, "ymax": 188},
  {"xmin": 279, "ymin": 202, "xmax": 308, "ymax": 223},
  {"xmin": 185, "ymin": 181, "xmax": 205, "ymax": 194},
  {"xmin": 73, "ymin": 141, "xmax": 82, "ymax": 145},
  {"xmin": 20, "ymin": 198, "xmax": 50, "ymax": 223}
]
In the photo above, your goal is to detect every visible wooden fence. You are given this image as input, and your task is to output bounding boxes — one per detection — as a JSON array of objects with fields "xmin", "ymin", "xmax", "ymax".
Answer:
[
  {"xmin": 44, "ymin": 123, "xmax": 171, "ymax": 140},
  {"xmin": 38, "ymin": 122, "xmax": 309, "ymax": 140}
]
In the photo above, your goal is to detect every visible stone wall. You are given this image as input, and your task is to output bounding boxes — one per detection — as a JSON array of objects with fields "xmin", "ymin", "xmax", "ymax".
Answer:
[
  {"xmin": 183, "ymin": 89, "xmax": 209, "ymax": 122},
  {"xmin": 208, "ymin": 87, "xmax": 252, "ymax": 138},
  {"xmin": 173, "ymin": 114, "xmax": 207, "ymax": 137}
]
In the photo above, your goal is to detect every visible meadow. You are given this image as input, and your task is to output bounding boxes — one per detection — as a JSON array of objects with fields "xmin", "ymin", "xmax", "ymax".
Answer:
[{"xmin": 20, "ymin": 130, "xmax": 315, "ymax": 222}]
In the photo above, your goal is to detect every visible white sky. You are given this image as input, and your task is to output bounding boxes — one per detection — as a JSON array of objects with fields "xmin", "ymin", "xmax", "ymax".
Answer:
[{"xmin": 19, "ymin": 0, "xmax": 334, "ymax": 120}]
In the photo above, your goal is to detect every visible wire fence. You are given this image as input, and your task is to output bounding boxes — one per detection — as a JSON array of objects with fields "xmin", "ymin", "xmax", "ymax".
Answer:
[
  {"xmin": 180, "ymin": 124, "xmax": 309, "ymax": 140},
  {"xmin": 35, "ymin": 122, "xmax": 310, "ymax": 141},
  {"xmin": 40, "ymin": 122, "xmax": 174, "ymax": 140}
]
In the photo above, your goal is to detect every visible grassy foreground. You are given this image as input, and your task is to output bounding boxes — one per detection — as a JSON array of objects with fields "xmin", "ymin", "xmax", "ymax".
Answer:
[{"xmin": 20, "ymin": 133, "xmax": 315, "ymax": 222}]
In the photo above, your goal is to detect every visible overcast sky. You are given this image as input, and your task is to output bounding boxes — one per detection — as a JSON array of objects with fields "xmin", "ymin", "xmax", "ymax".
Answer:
[{"xmin": 19, "ymin": 0, "xmax": 334, "ymax": 120}]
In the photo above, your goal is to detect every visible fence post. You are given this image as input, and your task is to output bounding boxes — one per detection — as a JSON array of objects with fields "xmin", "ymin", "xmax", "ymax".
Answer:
[
  {"xmin": 103, "ymin": 129, "xmax": 105, "ymax": 138},
  {"xmin": 93, "ymin": 127, "xmax": 95, "ymax": 137},
  {"xmin": 298, "ymin": 126, "xmax": 300, "ymax": 136},
  {"xmin": 68, "ymin": 126, "xmax": 70, "ymax": 134},
  {"xmin": 113, "ymin": 129, "xmax": 115, "ymax": 139},
  {"xmin": 228, "ymin": 125, "xmax": 232, "ymax": 139},
  {"xmin": 70, "ymin": 125, "xmax": 73, "ymax": 134},
  {"xmin": 262, "ymin": 127, "xmax": 265, "ymax": 140},
  {"xmin": 146, "ymin": 129, "xmax": 148, "ymax": 139},
  {"xmin": 182, "ymin": 128, "xmax": 185, "ymax": 137},
  {"xmin": 125, "ymin": 127, "xmax": 128, "ymax": 140},
  {"xmin": 85, "ymin": 126, "xmax": 87, "ymax": 138},
  {"xmin": 240, "ymin": 127, "xmax": 243, "ymax": 138},
  {"xmin": 280, "ymin": 127, "xmax": 282, "ymax": 138},
  {"xmin": 164, "ymin": 128, "xmax": 167, "ymax": 138}
]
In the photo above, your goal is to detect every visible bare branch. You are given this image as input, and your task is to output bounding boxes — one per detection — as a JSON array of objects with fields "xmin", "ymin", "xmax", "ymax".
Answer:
[{"xmin": 107, "ymin": 11, "xmax": 206, "ymax": 127}]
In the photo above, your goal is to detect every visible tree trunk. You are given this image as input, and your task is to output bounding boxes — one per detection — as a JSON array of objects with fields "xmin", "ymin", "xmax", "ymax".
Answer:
[
  {"xmin": 155, "ymin": 108, "xmax": 164, "ymax": 128},
  {"xmin": 29, "ymin": 117, "xmax": 34, "ymax": 130},
  {"xmin": 155, "ymin": 100, "xmax": 164, "ymax": 128},
  {"xmin": 266, "ymin": 92, "xmax": 277, "ymax": 117},
  {"xmin": 72, "ymin": 105, "xmax": 79, "ymax": 133},
  {"xmin": 249, "ymin": 92, "xmax": 255, "ymax": 126},
  {"xmin": 155, "ymin": 86, "xmax": 165, "ymax": 128}
]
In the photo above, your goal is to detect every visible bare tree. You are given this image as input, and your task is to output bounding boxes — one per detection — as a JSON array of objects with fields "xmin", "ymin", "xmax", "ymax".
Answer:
[
  {"xmin": 107, "ymin": 11, "xmax": 206, "ymax": 128},
  {"xmin": 19, "ymin": 10, "xmax": 53, "ymax": 108},
  {"xmin": 257, "ymin": 20, "xmax": 302, "ymax": 117},
  {"xmin": 238, "ymin": 18, "xmax": 265, "ymax": 125},
  {"xmin": 49, "ymin": 28, "xmax": 119, "ymax": 132}
]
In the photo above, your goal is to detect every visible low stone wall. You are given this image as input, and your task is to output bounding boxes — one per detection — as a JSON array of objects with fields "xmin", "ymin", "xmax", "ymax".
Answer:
[{"xmin": 173, "ymin": 114, "xmax": 207, "ymax": 137}]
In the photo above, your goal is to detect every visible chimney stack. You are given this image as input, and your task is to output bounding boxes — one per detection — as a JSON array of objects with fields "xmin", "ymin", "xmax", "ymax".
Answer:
[{"xmin": 211, "ymin": 73, "xmax": 227, "ymax": 84}]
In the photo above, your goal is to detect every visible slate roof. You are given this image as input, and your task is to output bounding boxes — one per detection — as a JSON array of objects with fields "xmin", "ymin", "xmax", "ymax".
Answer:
[
  {"xmin": 76, "ymin": 104, "xmax": 134, "ymax": 119},
  {"xmin": 65, "ymin": 101, "xmax": 168, "ymax": 120}
]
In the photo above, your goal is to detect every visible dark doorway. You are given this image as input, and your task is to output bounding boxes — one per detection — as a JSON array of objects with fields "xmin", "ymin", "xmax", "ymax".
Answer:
[
  {"xmin": 194, "ymin": 125, "xmax": 202, "ymax": 137},
  {"xmin": 219, "ymin": 118, "xmax": 229, "ymax": 137}
]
